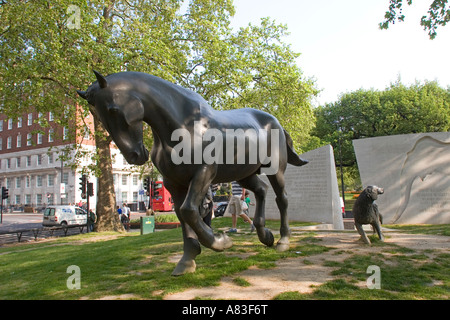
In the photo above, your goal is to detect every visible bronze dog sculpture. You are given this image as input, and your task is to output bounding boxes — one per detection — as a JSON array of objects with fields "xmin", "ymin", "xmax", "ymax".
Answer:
[
  {"xmin": 78, "ymin": 71, "xmax": 308, "ymax": 275},
  {"xmin": 352, "ymin": 185, "xmax": 384, "ymax": 245}
]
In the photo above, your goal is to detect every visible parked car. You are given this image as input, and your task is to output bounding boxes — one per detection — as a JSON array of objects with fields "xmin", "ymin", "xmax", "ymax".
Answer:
[
  {"xmin": 42, "ymin": 205, "xmax": 87, "ymax": 226},
  {"xmin": 213, "ymin": 201, "xmax": 228, "ymax": 217}
]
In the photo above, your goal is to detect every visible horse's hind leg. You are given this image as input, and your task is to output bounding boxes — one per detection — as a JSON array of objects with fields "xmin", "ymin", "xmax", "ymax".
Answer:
[
  {"xmin": 238, "ymin": 174, "xmax": 274, "ymax": 247},
  {"xmin": 267, "ymin": 171, "xmax": 290, "ymax": 252}
]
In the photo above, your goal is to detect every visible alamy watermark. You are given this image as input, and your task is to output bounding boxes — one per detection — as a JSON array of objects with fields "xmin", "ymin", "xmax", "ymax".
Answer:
[
  {"xmin": 66, "ymin": 265, "xmax": 81, "ymax": 290},
  {"xmin": 366, "ymin": 265, "xmax": 381, "ymax": 289},
  {"xmin": 170, "ymin": 121, "xmax": 280, "ymax": 175},
  {"xmin": 66, "ymin": 5, "xmax": 81, "ymax": 30}
]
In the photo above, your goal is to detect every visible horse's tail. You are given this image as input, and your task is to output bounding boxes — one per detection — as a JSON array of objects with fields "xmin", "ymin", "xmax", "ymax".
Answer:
[{"xmin": 283, "ymin": 129, "xmax": 309, "ymax": 167}]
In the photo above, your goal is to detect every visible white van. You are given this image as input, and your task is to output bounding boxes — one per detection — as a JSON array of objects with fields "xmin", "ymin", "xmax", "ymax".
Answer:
[{"xmin": 42, "ymin": 205, "xmax": 87, "ymax": 226}]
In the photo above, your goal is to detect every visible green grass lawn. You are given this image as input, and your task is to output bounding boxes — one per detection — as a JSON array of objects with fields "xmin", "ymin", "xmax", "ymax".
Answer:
[{"xmin": 0, "ymin": 218, "xmax": 448, "ymax": 300}]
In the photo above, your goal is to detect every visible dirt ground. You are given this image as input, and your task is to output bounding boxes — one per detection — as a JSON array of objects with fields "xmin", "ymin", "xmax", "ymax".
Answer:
[{"xmin": 164, "ymin": 230, "xmax": 450, "ymax": 300}]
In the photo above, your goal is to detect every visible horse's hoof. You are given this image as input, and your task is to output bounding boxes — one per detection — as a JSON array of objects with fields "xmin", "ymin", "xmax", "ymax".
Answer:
[
  {"xmin": 259, "ymin": 228, "xmax": 274, "ymax": 247},
  {"xmin": 211, "ymin": 233, "xmax": 233, "ymax": 252},
  {"xmin": 171, "ymin": 259, "xmax": 196, "ymax": 276},
  {"xmin": 276, "ymin": 241, "xmax": 290, "ymax": 252},
  {"xmin": 358, "ymin": 236, "xmax": 371, "ymax": 245}
]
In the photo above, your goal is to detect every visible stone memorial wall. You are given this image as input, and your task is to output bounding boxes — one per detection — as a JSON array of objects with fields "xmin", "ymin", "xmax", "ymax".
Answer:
[
  {"xmin": 353, "ymin": 132, "xmax": 450, "ymax": 224},
  {"xmin": 248, "ymin": 144, "xmax": 344, "ymax": 229}
]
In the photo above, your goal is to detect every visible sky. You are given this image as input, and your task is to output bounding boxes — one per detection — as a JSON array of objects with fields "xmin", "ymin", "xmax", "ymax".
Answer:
[{"xmin": 229, "ymin": 0, "xmax": 450, "ymax": 106}]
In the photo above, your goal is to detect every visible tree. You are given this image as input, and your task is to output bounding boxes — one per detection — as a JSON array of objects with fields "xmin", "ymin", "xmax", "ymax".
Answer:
[
  {"xmin": 1, "ymin": 0, "xmax": 317, "ymax": 231},
  {"xmin": 179, "ymin": 15, "xmax": 318, "ymax": 152},
  {"xmin": 380, "ymin": 0, "xmax": 450, "ymax": 39},
  {"xmin": 312, "ymin": 81, "xmax": 450, "ymax": 189}
]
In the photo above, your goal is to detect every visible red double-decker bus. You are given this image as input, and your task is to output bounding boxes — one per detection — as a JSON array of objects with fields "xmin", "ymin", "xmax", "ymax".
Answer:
[{"xmin": 152, "ymin": 181, "xmax": 174, "ymax": 212}]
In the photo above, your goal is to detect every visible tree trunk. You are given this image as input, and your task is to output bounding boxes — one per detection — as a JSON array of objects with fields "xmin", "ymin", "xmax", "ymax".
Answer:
[{"xmin": 92, "ymin": 113, "xmax": 124, "ymax": 232}]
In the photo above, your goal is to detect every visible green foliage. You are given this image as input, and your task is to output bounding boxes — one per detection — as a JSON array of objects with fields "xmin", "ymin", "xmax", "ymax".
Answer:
[
  {"xmin": 312, "ymin": 81, "xmax": 450, "ymax": 189},
  {"xmin": 380, "ymin": 0, "xmax": 450, "ymax": 39}
]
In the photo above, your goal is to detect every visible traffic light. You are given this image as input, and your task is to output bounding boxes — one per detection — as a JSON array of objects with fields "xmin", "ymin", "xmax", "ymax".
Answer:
[
  {"xmin": 143, "ymin": 176, "xmax": 150, "ymax": 196},
  {"xmin": 87, "ymin": 182, "xmax": 94, "ymax": 197},
  {"xmin": 1, "ymin": 187, "xmax": 8, "ymax": 200},
  {"xmin": 79, "ymin": 174, "xmax": 87, "ymax": 199}
]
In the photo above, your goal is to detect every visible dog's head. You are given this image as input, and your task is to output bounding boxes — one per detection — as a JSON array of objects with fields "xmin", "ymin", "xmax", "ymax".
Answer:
[{"xmin": 365, "ymin": 185, "xmax": 384, "ymax": 200}]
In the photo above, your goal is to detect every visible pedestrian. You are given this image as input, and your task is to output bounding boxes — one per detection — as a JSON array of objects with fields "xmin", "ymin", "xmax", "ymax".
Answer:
[
  {"xmin": 226, "ymin": 181, "xmax": 255, "ymax": 233},
  {"xmin": 88, "ymin": 209, "xmax": 96, "ymax": 232},
  {"xmin": 117, "ymin": 205, "xmax": 122, "ymax": 216},
  {"xmin": 122, "ymin": 203, "xmax": 130, "ymax": 220},
  {"xmin": 244, "ymin": 190, "xmax": 254, "ymax": 215},
  {"xmin": 120, "ymin": 209, "xmax": 129, "ymax": 229}
]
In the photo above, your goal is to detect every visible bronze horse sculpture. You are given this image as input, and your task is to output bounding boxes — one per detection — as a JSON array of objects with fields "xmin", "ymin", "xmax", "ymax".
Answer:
[{"xmin": 77, "ymin": 71, "xmax": 308, "ymax": 275}]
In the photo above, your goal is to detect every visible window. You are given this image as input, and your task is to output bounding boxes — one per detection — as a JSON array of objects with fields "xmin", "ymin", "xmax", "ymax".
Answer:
[
  {"xmin": 63, "ymin": 127, "xmax": 69, "ymax": 140},
  {"xmin": 49, "ymin": 112, "xmax": 54, "ymax": 122},
  {"xmin": 8, "ymin": 118, "xmax": 13, "ymax": 130},
  {"xmin": 62, "ymin": 172, "xmax": 69, "ymax": 185},
  {"xmin": 37, "ymin": 154, "xmax": 42, "ymax": 166},
  {"xmin": 6, "ymin": 178, "xmax": 11, "ymax": 188},
  {"xmin": 7, "ymin": 136, "xmax": 12, "ymax": 149},
  {"xmin": 6, "ymin": 159, "xmax": 11, "ymax": 169},
  {"xmin": 36, "ymin": 194, "xmax": 42, "ymax": 205},
  {"xmin": 16, "ymin": 157, "xmax": 21, "ymax": 168},
  {"xmin": 0, "ymin": 120, "xmax": 3, "ymax": 131},
  {"xmin": 27, "ymin": 113, "xmax": 33, "ymax": 126},
  {"xmin": 16, "ymin": 134, "xmax": 21, "ymax": 148},
  {"xmin": 133, "ymin": 191, "xmax": 138, "ymax": 202},
  {"xmin": 15, "ymin": 194, "xmax": 20, "ymax": 205},
  {"xmin": 27, "ymin": 133, "xmax": 32, "ymax": 146},
  {"xmin": 122, "ymin": 175, "xmax": 128, "ymax": 185},
  {"xmin": 0, "ymin": 137, "xmax": 2, "ymax": 151},
  {"xmin": 48, "ymin": 174, "xmax": 55, "ymax": 187},
  {"xmin": 25, "ymin": 176, "xmax": 31, "ymax": 188},
  {"xmin": 133, "ymin": 175, "xmax": 138, "ymax": 185},
  {"xmin": 16, "ymin": 177, "xmax": 21, "ymax": 188},
  {"xmin": 36, "ymin": 175, "xmax": 43, "ymax": 187},
  {"xmin": 84, "ymin": 126, "xmax": 90, "ymax": 140},
  {"xmin": 26, "ymin": 156, "xmax": 32, "ymax": 167},
  {"xmin": 17, "ymin": 117, "xmax": 22, "ymax": 128},
  {"xmin": 47, "ymin": 193, "xmax": 54, "ymax": 205},
  {"xmin": 48, "ymin": 129, "xmax": 54, "ymax": 142},
  {"xmin": 37, "ymin": 133, "xmax": 43, "ymax": 144},
  {"xmin": 122, "ymin": 192, "xmax": 128, "ymax": 203},
  {"xmin": 48, "ymin": 153, "xmax": 53, "ymax": 164},
  {"xmin": 25, "ymin": 194, "xmax": 31, "ymax": 205}
]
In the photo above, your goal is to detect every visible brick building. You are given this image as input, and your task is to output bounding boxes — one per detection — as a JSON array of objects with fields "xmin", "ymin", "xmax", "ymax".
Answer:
[{"xmin": 0, "ymin": 109, "xmax": 148, "ymax": 212}]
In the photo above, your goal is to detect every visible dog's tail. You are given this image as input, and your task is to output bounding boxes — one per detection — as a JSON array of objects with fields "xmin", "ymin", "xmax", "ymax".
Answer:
[{"xmin": 284, "ymin": 129, "xmax": 309, "ymax": 166}]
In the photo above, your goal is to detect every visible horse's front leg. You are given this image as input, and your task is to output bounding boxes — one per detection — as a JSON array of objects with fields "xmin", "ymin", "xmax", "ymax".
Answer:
[
  {"xmin": 163, "ymin": 183, "xmax": 201, "ymax": 276},
  {"xmin": 181, "ymin": 165, "xmax": 232, "ymax": 252}
]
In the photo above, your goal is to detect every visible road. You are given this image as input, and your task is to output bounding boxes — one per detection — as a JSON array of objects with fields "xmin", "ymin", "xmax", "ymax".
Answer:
[{"xmin": 0, "ymin": 213, "xmax": 43, "ymax": 232}]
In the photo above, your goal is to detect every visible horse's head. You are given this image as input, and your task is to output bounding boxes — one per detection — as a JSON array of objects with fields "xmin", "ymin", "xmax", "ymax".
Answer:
[{"xmin": 77, "ymin": 71, "xmax": 149, "ymax": 165}]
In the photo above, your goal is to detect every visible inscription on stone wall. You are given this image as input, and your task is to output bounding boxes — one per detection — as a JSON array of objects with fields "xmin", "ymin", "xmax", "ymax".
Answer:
[{"xmin": 248, "ymin": 144, "xmax": 343, "ymax": 229}]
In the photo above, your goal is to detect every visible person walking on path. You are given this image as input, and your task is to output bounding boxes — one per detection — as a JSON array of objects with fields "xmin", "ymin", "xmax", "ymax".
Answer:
[{"xmin": 226, "ymin": 181, "xmax": 255, "ymax": 233}]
